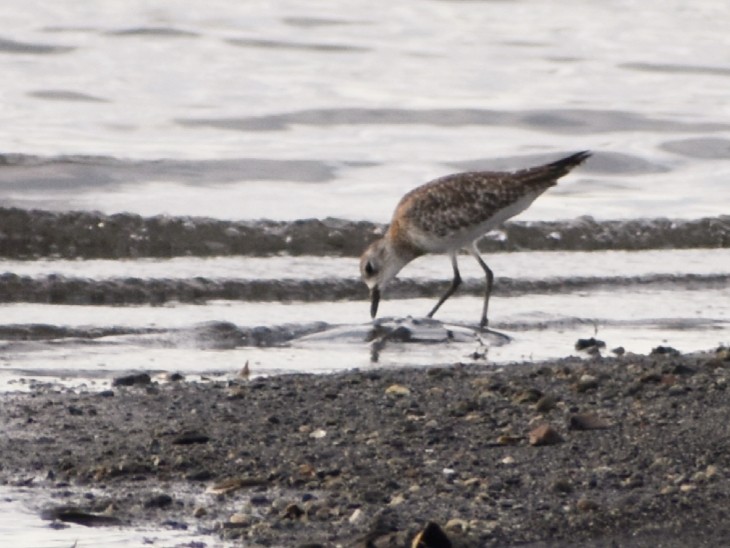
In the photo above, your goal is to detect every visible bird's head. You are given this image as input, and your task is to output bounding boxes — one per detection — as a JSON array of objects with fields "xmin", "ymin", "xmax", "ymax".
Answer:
[{"xmin": 359, "ymin": 237, "xmax": 407, "ymax": 319}]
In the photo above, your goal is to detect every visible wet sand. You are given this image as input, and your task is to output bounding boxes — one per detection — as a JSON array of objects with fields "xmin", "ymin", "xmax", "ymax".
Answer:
[{"xmin": 2, "ymin": 346, "xmax": 730, "ymax": 546}]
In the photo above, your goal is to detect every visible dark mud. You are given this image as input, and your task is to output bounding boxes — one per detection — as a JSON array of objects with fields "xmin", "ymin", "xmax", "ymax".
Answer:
[
  {"xmin": 1, "ymin": 347, "xmax": 730, "ymax": 546},
  {"xmin": 1, "ymin": 207, "xmax": 728, "ymax": 260}
]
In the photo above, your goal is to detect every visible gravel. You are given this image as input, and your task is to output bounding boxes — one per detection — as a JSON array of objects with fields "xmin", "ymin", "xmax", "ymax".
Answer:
[{"xmin": 1, "ymin": 346, "xmax": 730, "ymax": 546}]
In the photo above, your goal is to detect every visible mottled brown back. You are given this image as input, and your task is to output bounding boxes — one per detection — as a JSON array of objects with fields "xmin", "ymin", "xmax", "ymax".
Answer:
[{"xmin": 396, "ymin": 151, "xmax": 590, "ymax": 237}]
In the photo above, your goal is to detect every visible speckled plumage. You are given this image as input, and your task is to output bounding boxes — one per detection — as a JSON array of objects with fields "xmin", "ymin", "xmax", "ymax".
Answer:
[{"xmin": 361, "ymin": 151, "xmax": 591, "ymax": 326}]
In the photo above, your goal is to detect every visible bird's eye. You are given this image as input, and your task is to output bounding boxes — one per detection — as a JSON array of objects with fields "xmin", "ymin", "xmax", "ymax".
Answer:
[{"xmin": 364, "ymin": 261, "xmax": 376, "ymax": 276}]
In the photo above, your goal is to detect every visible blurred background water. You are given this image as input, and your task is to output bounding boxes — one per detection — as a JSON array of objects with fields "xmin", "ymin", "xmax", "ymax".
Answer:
[{"xmin": 1, "ymin": 0, "xmax": 729, "ymax": 220}]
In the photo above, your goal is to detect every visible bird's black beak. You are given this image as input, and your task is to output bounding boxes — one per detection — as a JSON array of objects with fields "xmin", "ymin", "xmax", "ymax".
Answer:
[{"xmin": 370, "ymin": 286, "xmax": 380, "ymax": 319}]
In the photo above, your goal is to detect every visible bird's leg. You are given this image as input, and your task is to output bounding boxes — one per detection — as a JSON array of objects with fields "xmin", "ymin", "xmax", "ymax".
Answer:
[
  {"xmin": 427, "ymin": 253, "xmax": 461, "ymax": 319},
  {"xmin": 469, "ymin": 244, "xmax": 494, "ymax": 328}
]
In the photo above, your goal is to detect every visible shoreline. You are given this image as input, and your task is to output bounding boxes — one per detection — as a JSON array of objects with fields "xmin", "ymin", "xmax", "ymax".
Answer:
[{"xmin": 1, "ymin": 347, "xmax": 730, "ymax": 546}]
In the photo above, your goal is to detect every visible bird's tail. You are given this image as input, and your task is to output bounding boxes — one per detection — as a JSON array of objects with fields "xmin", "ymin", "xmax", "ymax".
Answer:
[
  {"xmin": 547, "ymin": 150, "xmax": 592, "ymax": 175},
  {"xmin": 514, "ymin": 150, "xmax": 591, "ymax": 189}
]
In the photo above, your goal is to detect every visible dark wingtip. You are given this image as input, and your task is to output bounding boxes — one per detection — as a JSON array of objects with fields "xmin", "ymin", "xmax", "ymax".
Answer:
[
  {"xmin": 544, "ymin": 150, "xmax": 591, "ymax": 178},
  {"xmin": 557, "ymin": 150, "xmax": 592, "ymax": 167}
]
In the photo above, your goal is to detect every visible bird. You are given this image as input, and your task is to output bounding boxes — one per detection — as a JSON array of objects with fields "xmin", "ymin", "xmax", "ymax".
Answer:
[{"xmin": 359, "ymin": 151, "xmax": 591, "ymax": 327}]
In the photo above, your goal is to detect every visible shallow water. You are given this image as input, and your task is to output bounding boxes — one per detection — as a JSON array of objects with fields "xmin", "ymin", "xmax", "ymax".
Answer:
[{"xmin": 1, "ymin": 0, "xmax": 730, "ymax": 544}]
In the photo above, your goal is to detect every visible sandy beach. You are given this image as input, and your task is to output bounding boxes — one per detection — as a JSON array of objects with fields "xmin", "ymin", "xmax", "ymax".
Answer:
[{"xmin": 2, "ymin": 346, "xmax": 729, "ymax": 547}]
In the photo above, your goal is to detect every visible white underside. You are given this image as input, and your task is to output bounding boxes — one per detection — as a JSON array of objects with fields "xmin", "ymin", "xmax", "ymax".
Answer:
[{"xmin": 410, "ymin": 191, "xmax": 544, "ymax": 253}]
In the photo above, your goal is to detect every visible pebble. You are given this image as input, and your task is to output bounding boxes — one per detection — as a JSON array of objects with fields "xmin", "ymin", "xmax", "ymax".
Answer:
[
  {"xmin": 651, "ymin": 345, "xmax": 681, "ymax": 357},
  {"xmin": 411, "ymin": 521, "xmax": 452, "ymax": 548},
  {"xmin": 575, "ymin": 338, "xmax": 606, "ymax": 351},
  {"xmin": 576, "ymin": 497, "xmax": 599, "ymax": 512},
  {"xmin": 535, "ymin": 395, "xmax": 557, "ymax": 413},
  {"xmin": 552, "ymin": 479, "xmax": 573, "ymax": 493},
  {"xmin": 228, "ymin": 513, "xmax": 252, "ymax": 527},
  {"xmin": 112, "ymin": 373, "xmax": 151, "ymax": 387},
  {"xmin": 497, "ymin": 434, "xmax": 521, "ymax": 446},
  {"xmin": 385, "ymin": 384, "xmax": 411, "ymax": 396},
  {"xmin": 529, "ymin": 424, "xmax": 563, "ymax": 446},
  {"xmin": 445, "ymin": 517, "xmax": 469, "ymax": 533},
  {"xmin": 172, "ymin": 431, "xmax": 210, "ymax": 445},
  {"xmin": 389, "ymin": 493, "xmax": 406, "ymax": 506},
  {"xmin": 513, "ymin": 388, "xmax": 543, "ymax": 404},
  {"xmin": 283, "ymin": 503, "xmax": 304, "ymax": 519},
  {"xmin": 668, "ymin": 385, "xmax": 686, "ymax": 396},
  {"xmin": 250, "ymin": 494, "xmax": 270, "ymax": 506},
  {"xmin": 568, "ymin": 413, "xmax": 611, "ymax": 431},
  {"xmin": 206, "ymin": 476, "xmax": 268, "ymax": 495},
  {"xmin": 348, "ymin": 508, "xmax": 365, "ymax": 525},
  {"xmin": 575, "ymin": 374, "xmax": 600, "ymax": 393},
  {"xmin": 144, "ymin": 494, "xmax": 173, "ymax": 508}
]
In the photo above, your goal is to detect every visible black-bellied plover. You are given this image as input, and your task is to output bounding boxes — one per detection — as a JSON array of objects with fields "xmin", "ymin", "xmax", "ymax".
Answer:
[{"xmin": 360, "ymin": 151, "xmax": 591, "ymax": 327}]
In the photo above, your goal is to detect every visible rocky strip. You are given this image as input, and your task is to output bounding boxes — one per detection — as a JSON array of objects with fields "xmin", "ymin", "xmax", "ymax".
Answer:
[
  {"xmin": 0, "ymin": 207, "xmax": 728, "ymax": 259},
  {"xmin": 0, "ymin": 347, "xmax": 729, "ymax": 546},
  {"xmin": 0, "ymin": 271, "xmax": 727, "ymax": 305}
]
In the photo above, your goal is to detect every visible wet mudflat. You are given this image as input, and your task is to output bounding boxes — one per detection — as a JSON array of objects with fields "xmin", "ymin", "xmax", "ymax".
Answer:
[{"xmin": 2, "ymin": 346, "xmax": 730, "ymax": 547}]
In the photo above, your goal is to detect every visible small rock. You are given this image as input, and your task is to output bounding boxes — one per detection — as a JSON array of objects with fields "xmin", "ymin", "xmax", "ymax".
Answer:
[
  {"xmin": 575, "ymin": 338, "xmax": 606, "ymax": 351},
  {"xmin": 512, "ymin": 388, "xmax": 542, "ymax": 404},
  {"xmin": 112, "ymin": 373, "xmax": 151, "ymax": 387},
  {"xmin": 672, "ymin": 363, "xmax": 696, "ymax": 375},
  {"xmin": 144, "ymin": 494, "xmax": 173, "ymax": 509},
  {"xmin": 185, "ymin": 469, "xmax": 213, "ymax": 482},
  {"xmin": 385, "ymin": 384, "xmax": 411, "ymax": 397},
  {"xmin": 250, "ymin": 494, "xmax": 270, "ymax": 506},
  {"xmin": 444, "ymin": 517, "xmax": 469, "ymax": 533},
  {"xmin": 611, "ymin": 346, "xmax": 625, "ymax": 356},
  {"xmin": 348, "ymin": 508, "xmax": 365, "ymax": 525},
  {"xmin": 389, "ymin": 494, "xmax": 406, "ymax": 506},
  {"xmin": 206, "ymin": 476, "xmax": 268, "ymax": 495},
  {"xmin": 568, "ymin": 413, "xmax": 611, "ymax": 431},
  {"xmin": 162, "ymin": 519, "xmax": 188, "ymax": 530},
  {"xmin": 552, "ymin": 479, "xmax": 573, "ymax": 493},
  {"xmin": 496, "ymin": 434, "xmax": 521, "ymax": 446},
  {"xmin": 534, "ymin": 395, "xmax": 558, "ymax": 412},
  {"xmin": 309, "ymin": 428, "xmax": 327, "ymax": 439},
  {"xmin": 575, "ymin": 374, "xmax": 599, "ymax": 393},
  {"xmin": 284, "ymin": 504, "xmax": 304, "ymax": 519},
  {"xmin": 640, "ymin": 372, "xmax": 663, "ymax": 384},
  {"xmin": 172, "ymin": 431, "xmax": 210, "ymax": 445},
  {"xmin": 576, "ymin": 497, "xmax": 599, "ymax": 512},
  {"xmin": 41, "ymin": 507, "xmax": 122, "ymax": 527},
  {"xmin": 715, "ymin": 346, "xmax": 730, "ymax": 361},
  {"xmin": 529, "ymin": 424, "xmax": 563, "ymax": 446},
  {"xmin": 412, "ymin": 521, "xmax": 452, "ymax": 548},
  {"xmin": 668, "ymin": 385, "xmax": 685, "ymax": 396},
  {"xmin": 651, "ymin": 345, "xmax": 680, "ymax": 357},
  {"xmin": 228, "ymin": 513, "xmax": 252, "ymax": 527},
  {"xmin": 193, "ymin": 506, "xmax": 207, "ymax": 518}
]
